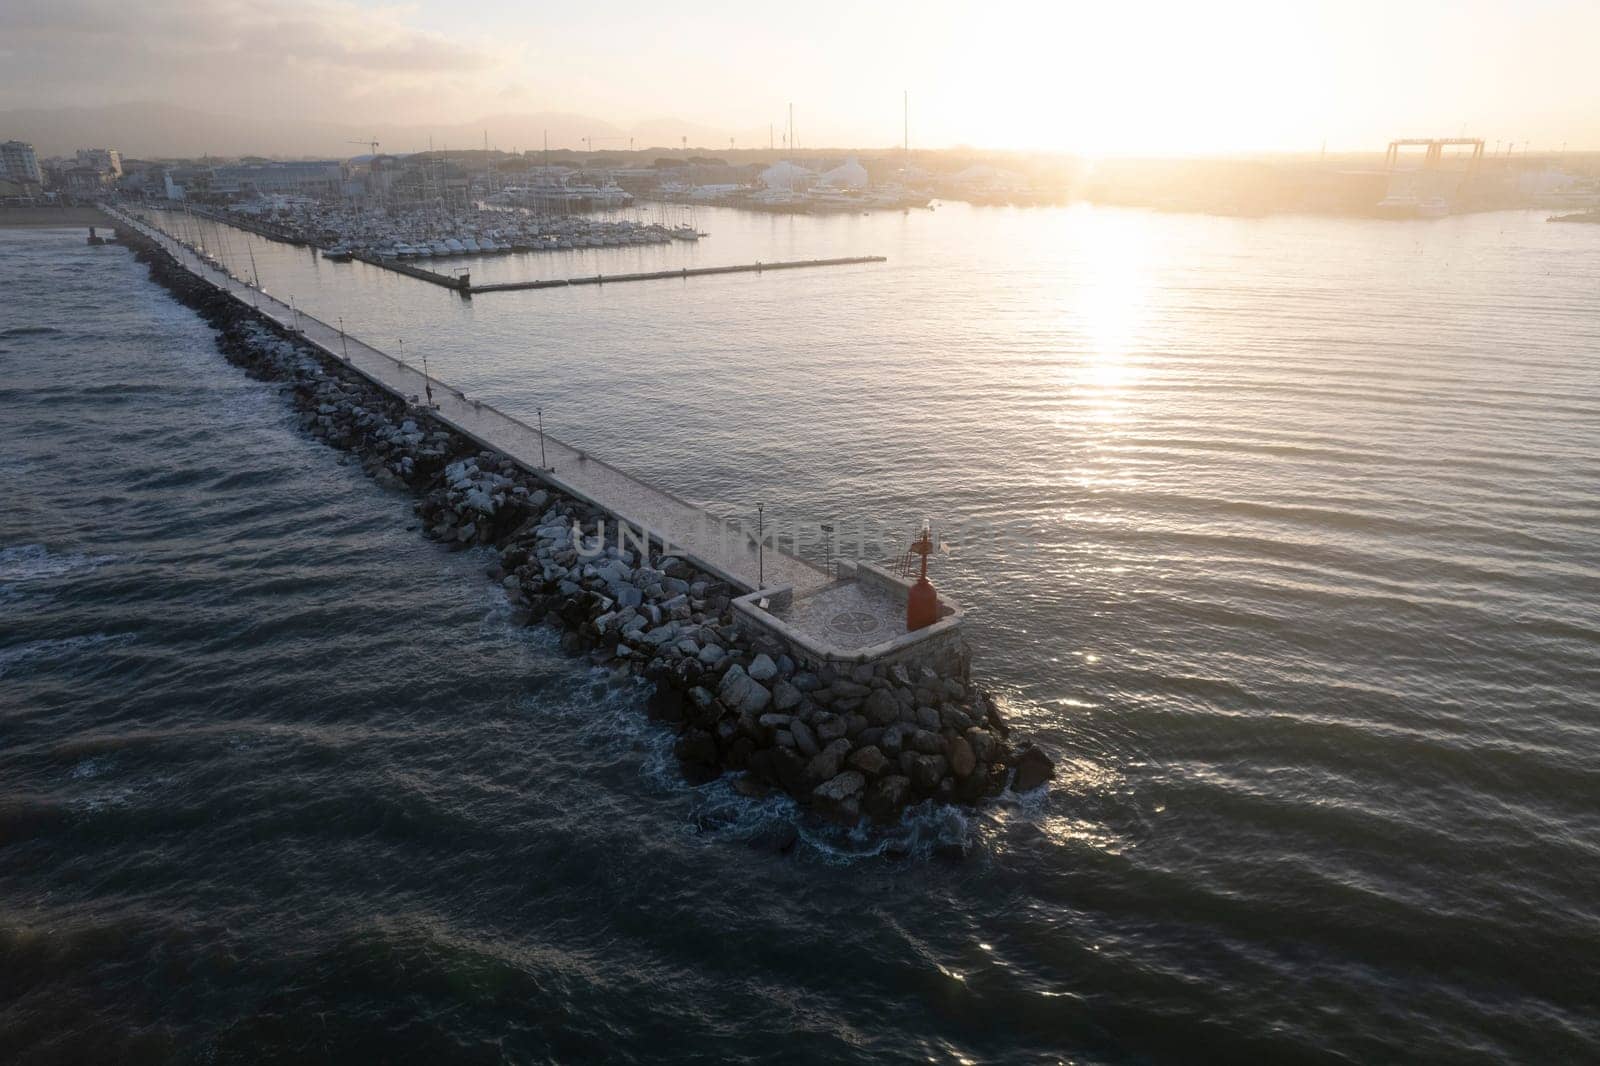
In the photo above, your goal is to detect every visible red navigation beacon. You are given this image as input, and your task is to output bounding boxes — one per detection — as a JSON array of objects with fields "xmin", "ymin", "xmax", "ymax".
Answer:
[{"xmin": 906, "ymin": 529, "xmax": 938, "ymax": 632}]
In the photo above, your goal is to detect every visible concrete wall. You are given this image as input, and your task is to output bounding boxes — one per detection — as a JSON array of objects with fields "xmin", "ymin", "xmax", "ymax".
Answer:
[
  {"xmin": 732, "ymin": 572, "xmax": 969, "ymax": 681},
  {"xmin": 847, "ymin": 559, "xmax": 958, "ymax": 620}
]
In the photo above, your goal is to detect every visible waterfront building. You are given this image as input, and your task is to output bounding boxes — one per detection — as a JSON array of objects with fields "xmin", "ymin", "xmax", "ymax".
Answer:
[
  {"xmin": 62, "ymin": 164, "xmax": 114, "ymax": 193},
  {"xmin": 209, "ymin": 161, "xmax": 345, "ymax": 199},
  {"xmin": 0, "ymin": 140, "xmax": 42, "ymax": 184},
  {"xmin": 76, "ymin": 147, "xmax": 123, "ymax": 177}
]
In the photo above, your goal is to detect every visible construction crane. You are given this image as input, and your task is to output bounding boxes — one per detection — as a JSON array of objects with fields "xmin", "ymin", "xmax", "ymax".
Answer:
[{"xmin": 346, "ymin": 139, "xmax": 384, "ymax": 210}]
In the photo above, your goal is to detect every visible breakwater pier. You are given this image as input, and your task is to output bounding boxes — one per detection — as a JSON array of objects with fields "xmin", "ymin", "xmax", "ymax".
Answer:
[
  {"xmin": 105, "ymin": 204, "xmax": 1053, "ymax": 826},
  {"xmin": 344, "ymin": 252, "xmax": 889, "ymax": 296},
  {"xmin": 115, "ymin": 206, "xmax": 824, "ymax": 594}
]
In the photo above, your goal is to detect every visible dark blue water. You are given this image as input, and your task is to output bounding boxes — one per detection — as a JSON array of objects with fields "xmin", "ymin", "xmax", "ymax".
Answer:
[{"xmin": 2, "ymin": 224, "xmax": 1597, "ymax": 1064}]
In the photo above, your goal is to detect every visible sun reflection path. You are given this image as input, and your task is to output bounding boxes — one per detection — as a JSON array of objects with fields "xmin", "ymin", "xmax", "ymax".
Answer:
[{"xmin": 1055, "ymin": 209, "xmax": 1161, "ymax": 424}]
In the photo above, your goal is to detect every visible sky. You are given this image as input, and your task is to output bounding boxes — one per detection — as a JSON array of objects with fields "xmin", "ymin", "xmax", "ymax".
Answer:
[{"xmin": 1, "ymin": 0, "xmax": 1597, "ymax": 155}]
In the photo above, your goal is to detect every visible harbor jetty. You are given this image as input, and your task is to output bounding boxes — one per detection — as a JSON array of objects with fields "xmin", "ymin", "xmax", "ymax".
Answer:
[
  {"xmin": 351, "ymin": 251, "xmax": 468, "ymax": 290},
  {"xmin": 466, "ymin": 256, "xmax": 888, "ymax": 294},
  {"xmin": 329, "ymin": 252, "xmax": 888, "ymax": 296},
  {"xmin": 105, "ymin": 206, "xmax": 1054, "ymax": 830}
]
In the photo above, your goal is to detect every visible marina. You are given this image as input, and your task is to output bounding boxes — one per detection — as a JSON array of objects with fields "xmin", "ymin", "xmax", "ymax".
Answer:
[{"xmin": 188, "ymin": 201, "xmax": 686, "ymax": 260}]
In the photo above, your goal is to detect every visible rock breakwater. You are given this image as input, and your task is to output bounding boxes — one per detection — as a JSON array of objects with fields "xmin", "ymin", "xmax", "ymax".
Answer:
[{"xmin": 119, "ymin": 226, "xmax": 1055, "ymax": 830}]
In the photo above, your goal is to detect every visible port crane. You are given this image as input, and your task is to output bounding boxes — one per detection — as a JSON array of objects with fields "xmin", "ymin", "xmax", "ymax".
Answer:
[{"xmin": 1384, "ymin": 138, "xmax": 1484, "ymax": 171}]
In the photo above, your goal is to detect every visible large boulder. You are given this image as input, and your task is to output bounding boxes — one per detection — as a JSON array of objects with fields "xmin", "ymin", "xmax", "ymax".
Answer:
[
  {"xmin": 812, "ymin": 771, "xmax": 866, "ymax": 825},
  {"xmin": 1013, "ymin": 745, "xmax": 1056, "ymax": 792},
  {"xmin": 909, "ymin": 753, "xmax": 947, "ymax": 792},
  {"xmin": 866, "ymin": 775, "xmax": 912, "ymax": 821},
  {"xmin": 806, "ymin": 738, "xmax": 853, "ymax": 783},
  {"xmin": 813, "ymin": 714, "xmax": 848, "ymax": 742},
  {"xmin": 965, "ymin": 727, "xmax": 998, "ymax": 765},
  {"xmin": 863, "ymin": 688, "xmax": 899, "ymax": 726},
  {"xmin": 769, "ymin": 746, "xmax": 808, "ymax": 792},
  {"xmin": 718, "ymin": 664, "xmax": 771, "ymax": 716},
  {"xmin": 946, "ymin": 735, "xmax": 977, "ymax": 779},
  {"xmin": 829, "ymin": 678, "xmax": 870, "ymax": 701},
  {"xmin": 771, "ymin": 679, "xmax": 803, "ymax": 712},
  {"xmin": 879, "ymin": 722, "xmax": 912, "ymax": 758},
  {"xmin": 845, "ymin": 744, "xmax": 888, "ymax": 777},
  {"xmin": 595, "ymin": 558, "xmax": 631, "ymax": 585},
  {"xmin": 790, "ymin": 718, "xmax": 820, "ymax": 758},
  {"xmin": 673, "ymin": 728, "xmax": 718, "ymax": 777}
]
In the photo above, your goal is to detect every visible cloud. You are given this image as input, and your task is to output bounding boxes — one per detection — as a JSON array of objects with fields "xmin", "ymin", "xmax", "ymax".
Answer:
[{"xmin": 0, "ymin": 0, "xmax": 516, "ymax": 121}]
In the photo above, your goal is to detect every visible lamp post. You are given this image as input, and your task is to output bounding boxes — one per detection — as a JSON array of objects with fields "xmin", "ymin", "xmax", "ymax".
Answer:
[
  {"xmin": 757, "ymin": 503, "xmax": 765, "ymax": 587},
  {"xmin": 537, "ymin": 408, "xmax": 550, "ymax": 470},
  {"xmin": 339, "ymin": 316, "xmax": 349, "ymax": 361}
]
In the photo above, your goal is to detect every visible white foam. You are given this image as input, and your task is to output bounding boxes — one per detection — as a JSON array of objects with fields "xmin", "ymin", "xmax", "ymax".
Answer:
[
  {"xmin": 0, "ymin": 543, "xmax": 117, "ymax": 583},
  {"xmin": 69, "ymin": 755, "xmax": 109, "ymax": 780}
]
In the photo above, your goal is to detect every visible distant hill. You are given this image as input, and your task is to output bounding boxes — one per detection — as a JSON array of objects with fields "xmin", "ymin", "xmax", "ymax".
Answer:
[{"xmin": 0, "ymin": 102, "xmax": 770, "ymax": 159}]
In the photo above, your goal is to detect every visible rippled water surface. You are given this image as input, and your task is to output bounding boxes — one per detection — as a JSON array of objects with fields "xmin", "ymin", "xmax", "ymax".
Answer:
[{"xmin": 2, "ymin": 211, "xmax": 1598, "ymax": 1063}]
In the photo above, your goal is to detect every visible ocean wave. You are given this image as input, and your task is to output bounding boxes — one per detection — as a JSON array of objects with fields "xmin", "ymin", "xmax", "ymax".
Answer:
[
  {"xmin": 0, "ymin": 632, "xmax": 134, "ymax": 679},
  {"xmin": 0, "ymin": 543, "xmax": 118, "ymax": 583}
]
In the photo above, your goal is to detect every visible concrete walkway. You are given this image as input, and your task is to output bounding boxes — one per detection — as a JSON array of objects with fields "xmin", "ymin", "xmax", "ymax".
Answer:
[{"xmin": 110, "ymin": 207, "xmax": 830, "ymax": 595}]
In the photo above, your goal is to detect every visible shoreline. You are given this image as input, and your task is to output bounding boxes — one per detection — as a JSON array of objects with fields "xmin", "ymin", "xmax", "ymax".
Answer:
[
  {"xmin": 0, "ymin": 206, "xmax": 107, "ymax": 227},
  {"xmin": 112, "ymin": 223, "xmax": 1054, "ymax": 838}
]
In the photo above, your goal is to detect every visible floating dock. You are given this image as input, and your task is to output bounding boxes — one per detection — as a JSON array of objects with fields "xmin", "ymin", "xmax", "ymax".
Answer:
[
  {"xmin": 352, "ymin": 252, "xmax": 467, "ymax": 290},
  {"xmin": 466, "ymin": 256, "xmax": 888, "ymax": 294}
]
